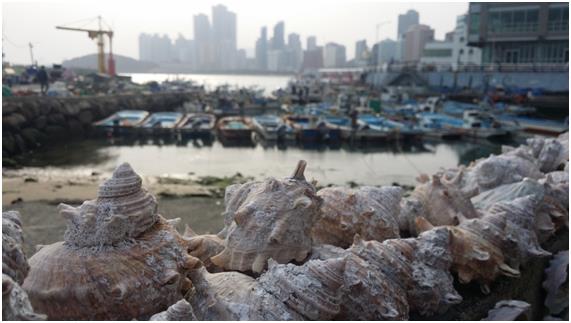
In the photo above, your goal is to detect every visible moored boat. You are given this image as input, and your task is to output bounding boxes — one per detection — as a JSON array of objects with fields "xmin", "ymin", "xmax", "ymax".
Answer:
[
  {"xmin": 176, "ymin": 113, "xmax": 215, "ymax": 137},
  {"xmin": 496, "ymin": 115, "xmax": 568, "ymax": 136},
  {"xmin": 140, "ymin": 112, "xmax": 185, "ymax": 136},
  {"xmin": 251, "ymin": 115, "xmax": 294, "ymax": 141},
  {"xmin": 461, "ymin": 110, "xmax": 512, "ymax": 139},
  {"xmin": 284, "ymin": 115, "xmax": 328, "ymax": 142},
  {"xmin": 416, "ymin": 112, "xmax": 464, "ymax": 140},
  {"xmin": 93, "ymin": 110, "xmax": 150, "ymax": 135},
  {"xmin": 216, "ymin": 116, "xmax": 254, "ymax": 141}
]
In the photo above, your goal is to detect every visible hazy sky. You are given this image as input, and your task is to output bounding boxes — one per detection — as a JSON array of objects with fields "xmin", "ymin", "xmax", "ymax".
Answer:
[{"xmin": 2, "ymin": 0, "xmax": 468, "ymax": 65}]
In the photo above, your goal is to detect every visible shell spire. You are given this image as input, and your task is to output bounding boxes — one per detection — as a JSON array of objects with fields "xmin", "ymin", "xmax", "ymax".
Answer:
[{"xmin": 59, "ymin": 162, "xmax": 159, "ymax": 248}]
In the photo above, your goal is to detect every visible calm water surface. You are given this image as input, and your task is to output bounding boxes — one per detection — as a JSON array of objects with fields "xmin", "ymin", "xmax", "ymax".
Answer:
[
  {"xmin": 18, "ymin": 137, "xmax": 520, "ymax": 186},
  {"xmin": 121, "ymin": 73, "xmax": 291, "ymax": 95}
]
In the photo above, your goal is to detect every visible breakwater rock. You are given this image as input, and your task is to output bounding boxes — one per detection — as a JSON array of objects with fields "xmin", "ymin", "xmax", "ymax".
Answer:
[{"xmin": 2, "ymin": 93, "xmax": 197, "ymax": 158}]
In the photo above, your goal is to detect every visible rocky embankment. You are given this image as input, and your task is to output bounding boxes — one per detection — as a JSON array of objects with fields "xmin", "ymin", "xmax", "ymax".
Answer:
[{"xmin": 2, "ymin": 93, "xmax": 197, "ymax": 159}]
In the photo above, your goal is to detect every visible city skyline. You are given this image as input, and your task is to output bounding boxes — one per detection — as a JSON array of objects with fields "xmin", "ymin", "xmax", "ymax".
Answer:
[{"xmin": 2, "ymin": 0, "xmax": 468, "ymax": 65}]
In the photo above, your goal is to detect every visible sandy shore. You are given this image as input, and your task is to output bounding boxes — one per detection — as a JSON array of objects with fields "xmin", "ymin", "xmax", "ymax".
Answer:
[{"xmin": 1, "ymin": 169, "xmax": 252, "ymax": 257}]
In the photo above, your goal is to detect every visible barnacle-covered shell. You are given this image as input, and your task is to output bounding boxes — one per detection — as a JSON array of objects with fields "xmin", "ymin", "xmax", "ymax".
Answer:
[
  {"xmin": 526, "ymin": 137, "xmax": 568, "ymax": 172},
  {"xmin": 543, "ymin": 250, "xmax": 569, "ymax": 317},
  {"xmin": 188, "ymin": 267, "xmax": 258, "ymax": 321},
  {"xmin": 255, "ymin": 257, "xmax": 347, "ymax": 320},
  {"xmin": 310, "ymin": 241, "xmax": 409, "ymax": 320},
  {"xmin": 483, "ymin": 300, "xmax": 530, "ymax": 321},
  {"xmin": 150, "ymin": 299, "xmax": 197, "ymax": 321},
  {"xmin": 471, "ymin": 178, "xmax": 544, "ymax": 211},
  {"xmin": 312, "ymin": 186, "xmax": 401, "ymax": 248},
  {"xmin": 399, "ymin": 174, "xmax": 479, "ymax": 234},
  {"xmin": 184, "ymin": 225, "xmax": 225, "ymax": 273},
  {"xmin": 22, "ymin": 163, "xmax": 201, "ymax": 320},
  {"xmin": 2, "ymin": 274, "xmax": 46, "ymax": 321},
  {"xmin": 211, "ymin": 160, "xmax": 322, "ymax": 273},
  {"xmin": 58, "ymin": 162, "xmax": 159, "ymax": 248},
  {"xmin": 443, "ymin": 153, "xmax": 543, "ymax": 198},
  {"xmin": 2, "ymin": 211, "xmax": 29, "ymax": 285},
  {"xmin": 23, "ymin": 217, "xmax": 200, "ymax": 320},
  {"xmin": 408, "ymin": 228, "xmax": 462, "ymax": 315}
]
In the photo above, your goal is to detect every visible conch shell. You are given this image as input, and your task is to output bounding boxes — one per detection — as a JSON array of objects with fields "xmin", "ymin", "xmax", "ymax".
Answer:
[
  {"xmin": 542, "ymin": 250, "xmax": 569, "ymax": 317},
  {"xmin": 2, "ymin": 211, "xmax": 29, "ymax": 285},
  {"xmin": 525, "ymin": 137, "xmax": 568, "ymax": 172},
  {"xmin": 188, "ymin": 257, "xmax": 346, "ymax": 320},
  {"xmin": 22, "ymin": 163, "xmax": 201, "ymax": 320},
  {"xmin": 150, "ymin": 299, "xmax": 197, "ymax": 321},
  {"xmin": 211, "ymin": 160, "xmax": 322, "ymax": 273},
  {"xmin": 399, "ymin": 174, "xmax": 479, "ymax": 235},
  {"xmin": 442, "ymin": 153, "xmax": 543, "ymax": 198},
  {"xmin": 312, "ymin": 186, "xmax": 401, "ymax": 248}
]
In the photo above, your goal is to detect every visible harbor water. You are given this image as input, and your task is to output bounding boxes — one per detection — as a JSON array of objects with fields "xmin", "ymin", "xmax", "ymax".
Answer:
[{"xmin": 15, "ymin": 137, "xmax": 520, "ymax": 187}]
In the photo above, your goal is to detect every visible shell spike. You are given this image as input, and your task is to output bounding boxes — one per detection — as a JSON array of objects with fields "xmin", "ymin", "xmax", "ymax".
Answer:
[{"xmin": 291, "ymin": 160, "xmax": 307, "ymax": 181}]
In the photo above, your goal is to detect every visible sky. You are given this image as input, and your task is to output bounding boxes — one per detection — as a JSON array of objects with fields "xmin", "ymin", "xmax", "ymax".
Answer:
[{"xmin": 2, "ymin": 0, "xmax": 468, "ymax": 65}]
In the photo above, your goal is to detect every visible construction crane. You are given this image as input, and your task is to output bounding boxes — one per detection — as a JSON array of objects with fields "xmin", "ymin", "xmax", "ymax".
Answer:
[{"xmin": 56, "ymin": 16, "xmax": 115, "ymax": 76}]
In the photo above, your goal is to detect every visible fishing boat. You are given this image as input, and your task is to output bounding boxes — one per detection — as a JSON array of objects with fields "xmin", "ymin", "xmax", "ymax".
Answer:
[
  {"xmin": 496, "ymin": 115, "xmax": 568, "ymax": 136},
  {"xmin": 216, "ymin": 116, "xmax": 254, "ymax": 141},
  {"xmin": 358, "ymin": 114, "xmax": 421, "ymax": 141},
  {"xmin": 251, "ymin": 115, "xmax": 295, "ymax": 141},
  {"xmin": 284, "ymin": 115, "xmax": 332, "ymax": 142},
  {"xmin": 322, "ymin": 116, "xmax": 355, "ymax": 140},
  {"xmin": 416, "ymin": 112, "xmax": 464, "ymax": 140},
  {"xmin": 176, "ymin": 113, "xmax": 215, "ymax": 137},
  {"xmin": 460, "ymin": 110, "xmax": 512, "ymax": 139},
  {"xmin": 93, "ymin": 110, "xmax": 150, "ymax": 135},
  {"xmin": 140, "ymin": 112, "xmax": 185, "ymax": 136}
]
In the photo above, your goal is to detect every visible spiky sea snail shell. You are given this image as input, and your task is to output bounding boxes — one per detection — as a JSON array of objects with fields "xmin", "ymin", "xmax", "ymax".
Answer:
[
  {"xmin": 150, "ymin": 299, "xmax": 197, "ymax": 321},
  {"xmin": 22, "ymin": 163, "xmax": 201, "ymax": 320},
  {"xmin": 3, "ymin": 274, "xmax": 46, "ymax": 321},
  {"xmin": 311, "ymin": 186, "xmax": 401, "ymax": 248},
  {"xmin": 188, "ymin": 257, "xmax": 346, "ymax": 320},
  {"xmin": 398, "ymin": 174, "xmax": 479, "ymax": 235},
  {"xmin": 2, "ymin": 211, "xmax": 29, "ymax": 285},
  {"xmin": 211, "ymin": 160, "xmax": 322, "ymax": 273}
]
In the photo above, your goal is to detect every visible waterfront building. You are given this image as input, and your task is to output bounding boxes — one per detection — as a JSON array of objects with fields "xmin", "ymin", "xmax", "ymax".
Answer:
[
  {"xmin": 403, "ymin": 24, "xmax": 435, "ymax": 62},
  {"xmin": 193, "ymin": 13, "xmax": 212, "ymax": 69},
  {"xmin": 398, "ymin": 9, "xmax": 420, "ymax": 39},
  {"xmin": 420, "ymin": 14, "xmax": 482, "ymax": 70},
  {"xmin": 371, "ymin": 38, "xmax": 397, "ymax": 67},
  {"xmin": 467, "ymin": 2, "xmax": 569, "ymax": 64},
  {"xmin": 211, "ymin": 4, "xmax": 237, "ymax": 70},
  {"xmin": 271, "ymin": 21, "xmax": 285, "ymax": 50},
  {"xmin": 138, "ymin": 33, "xmax": 174, "ymax": 63},
  {"xmin": 355, "ymin": 39, "xmax": 368, "ymax": 60},
  {"xmin": 255, "ymin": 27, "xmax": 268, "ymax": 71},
  {"xmin": 302, "ymin": 47, "xmax": 323, "ymax": 71},
  {"xmin": 323, "ymin": 43, "xmax": 347, "ymax": 68},
  {"xmin": 288, "ymin": 33, "xmax": 303, "ymax": 71},
  {"xmin": 307, "ymin": 36, "xmax": 317, "ymax": 51}
]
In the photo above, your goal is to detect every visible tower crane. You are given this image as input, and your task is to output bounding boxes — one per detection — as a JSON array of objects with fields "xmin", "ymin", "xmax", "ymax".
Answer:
[{"xmin": 56, "ymin": 16, "xmax": 115, "ymax": 75}]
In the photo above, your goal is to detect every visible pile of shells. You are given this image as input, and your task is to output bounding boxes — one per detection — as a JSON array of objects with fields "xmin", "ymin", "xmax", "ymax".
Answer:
[
  {"xmin": 8, "ymin": 132, "xmax": 569, "ymax": 320},
  {"xmin": 2, "ymin": 211, "xmax": 46, "ymax": 320}
]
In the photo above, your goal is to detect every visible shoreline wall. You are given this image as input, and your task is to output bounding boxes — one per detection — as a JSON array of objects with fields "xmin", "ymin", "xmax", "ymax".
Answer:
[{"xmin": 2, "ymin": 93, "xmax": 196, "ymax": 158}]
